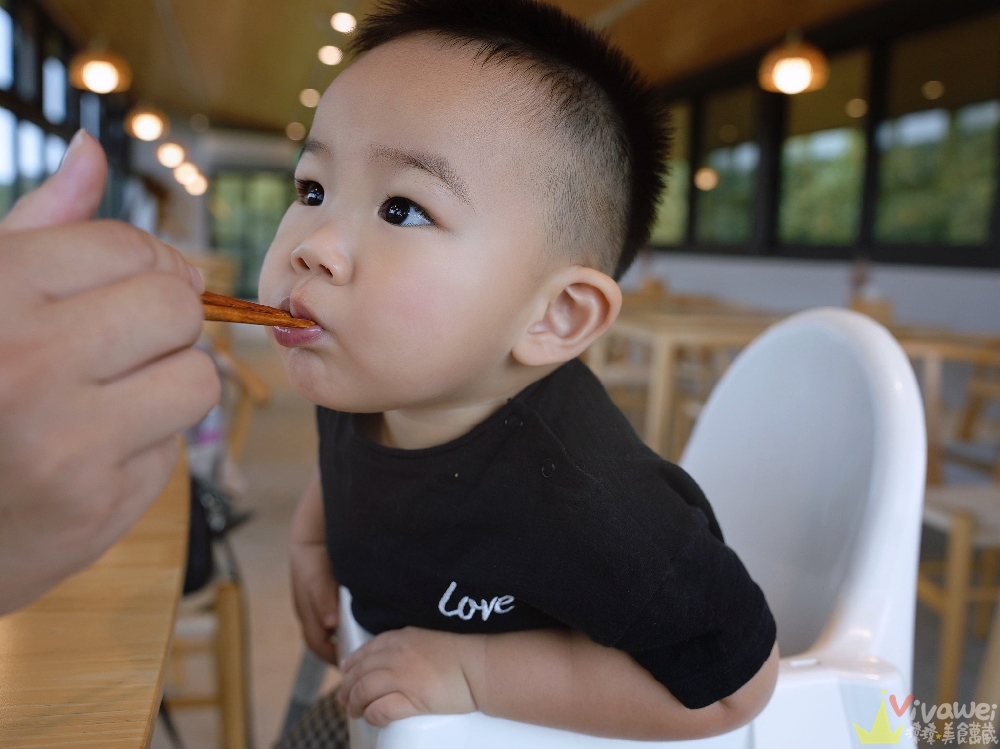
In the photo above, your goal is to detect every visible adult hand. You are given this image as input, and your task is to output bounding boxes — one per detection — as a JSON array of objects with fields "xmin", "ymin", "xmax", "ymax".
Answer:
[{"xmin": 0, "ymin": 130, "xmax": 221, "ymax": 616}]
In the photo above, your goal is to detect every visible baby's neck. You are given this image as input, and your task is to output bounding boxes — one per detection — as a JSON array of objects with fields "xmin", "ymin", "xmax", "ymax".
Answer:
[{"xmin": 363, "ymin": 363, "xmax": 561, "ymax": 450}]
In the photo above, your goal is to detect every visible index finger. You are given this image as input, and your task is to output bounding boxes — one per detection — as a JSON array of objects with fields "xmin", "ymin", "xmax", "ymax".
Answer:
[{"xmin": 1, "ymin": 219, "xmax": 201, "ymax": 302}]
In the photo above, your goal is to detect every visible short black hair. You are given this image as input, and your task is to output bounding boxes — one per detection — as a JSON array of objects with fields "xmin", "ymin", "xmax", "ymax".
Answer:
[{"xmin": 349, "ymin": 0, "xmax": 669, "ymax": 280}]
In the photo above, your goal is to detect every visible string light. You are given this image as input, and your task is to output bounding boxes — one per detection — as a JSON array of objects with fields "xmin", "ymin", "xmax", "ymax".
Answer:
[
  {"xmin": 318, "ymin": 45, "xmax": 343, "ymax": 66},
  {"xmin": 157, "ymin": 143, "xmax": 186, "ymax": 168},
  {"xmin": 185, "ymin": 175, "xmax": 208, "ymax": 196},
  {"xmin": 300, "ymin": 89, "xmax": 321, "ymax": 108},
  {"xmin": 173, "ymin": 162, "xmax": 200, "ymax": 186},
  {"xmin": 331, "ymin": 12, "xmax": 357, "ymax": 33},
  {"xmin": 694, "ymin": 167, "xmax": 719, "ymax": 191},
  {"xmin": 125, "ymin": 106, "xmax": 168, "ymax": 141}
]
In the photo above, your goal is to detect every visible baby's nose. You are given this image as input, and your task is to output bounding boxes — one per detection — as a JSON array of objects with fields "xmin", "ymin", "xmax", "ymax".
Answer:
[{"xmin": 290, "ymin": 241, "xmax": 352, "ymax": 285}]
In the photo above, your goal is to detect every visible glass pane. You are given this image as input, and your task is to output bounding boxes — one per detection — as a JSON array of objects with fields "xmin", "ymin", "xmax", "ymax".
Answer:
[
  {"xmin": 0, "ymin": 7, "xmax": 12, "ymax": 89},
  {"xmin": 17, "ymin": 119, "xmax": 43, "ymax": 192},
  {"xmin": 80, "ymin": 93, "xmax": 100, "ymax": 138},
  {"xmin": 649, "ymin": 101, "xmax": 690, "ymax": 245},
  {"xmin": 0, "ymin": 107, "xmax": 15, "ymax": 216},
  {"xmin": 42, "ymin": 57, "xmax": 66, "ymax": 123},
  {"xmin": 778, "ymin": 49, "xmax": 869, "ymax": 245},
  {"xmin": 875, "ymin": 12, "xmax": 1000, "ymax": 245},
  {"xmin": 45, "ymin": 133, "xmax": 65, "ymax": 174},
  {"xmin": 15, "ymin": 5, "xmax": 37, "ymax": 101},
  {"xmin": 209, "ymin": 172, "xmax": 296, "ymax": 298},
  {"xmin": 694, "ymin": 84, "xmax": 759, "ymax": 245}
]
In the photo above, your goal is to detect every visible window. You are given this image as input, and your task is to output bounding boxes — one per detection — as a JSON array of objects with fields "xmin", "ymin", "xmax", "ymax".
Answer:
[
  {"xmin": 209, "ymin": 172, "xmax": 296, "ymax": 298},
  {"xmin": 42, "ymin": 57, "xmax": 66, "ymax": 123},
  {"xmin": 17, "ymin": 119, "xmax": 43, "ymax": 193},
  {"xmin": 694, "ymin": 84, "xmax": 760, "ymax": 245},
  {"xmin": 0, "ymin": 108, "xmax": 15, "ymax": 215},
  {"xmin": 14, "ymin": 4, "xmax": 37, "ymax": 102},
  {"xmin": 874, "ymin": 12, "xmax": 1000, "ymax": 245},
  {"xmin": 0, "ymin": 7, "xmax": 13, "ymax": 89},
  {"xmin": 649, "ymin": 101, "xmax": 690, "ymax": 245},
  {"xmin": 45, "ymin": 132, "xmax": 65, "ymax": 174},
  {"xmin": 778, "ymin": 49, "xmax": 869, "ymax": 245}
]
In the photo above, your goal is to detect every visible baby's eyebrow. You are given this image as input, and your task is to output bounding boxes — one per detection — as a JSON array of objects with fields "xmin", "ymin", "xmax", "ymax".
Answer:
[
  {"xmin": 369, "ymin": 145, "xmax": 472, "ymax": 207},
  {"xmin": 301, "ymin": 139, "xmax": 332, "ymax": 158}
]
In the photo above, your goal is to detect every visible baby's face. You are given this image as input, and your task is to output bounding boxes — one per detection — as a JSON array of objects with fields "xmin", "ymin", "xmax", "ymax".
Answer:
[{"xmin": 259, "ymin": 35, "xmax": 566, "ymax": 413}]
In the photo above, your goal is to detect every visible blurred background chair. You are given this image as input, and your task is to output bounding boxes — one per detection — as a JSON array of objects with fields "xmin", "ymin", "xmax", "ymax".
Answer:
[
  {"xmin": 915, "ymin": 350, "xmax": 1000, "ymax": 705},
  {"xmin": 321, "ymin": 308, "xmax": 926, "ymax": 749},
  {"xmin": 161, "ymin": 338, "xmax": 272, "ymax": 749}
]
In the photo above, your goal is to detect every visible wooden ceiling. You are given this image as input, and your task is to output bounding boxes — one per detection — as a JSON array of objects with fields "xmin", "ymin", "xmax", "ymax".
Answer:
[{"xmin": 39, "ymin": 0, "xmax": 889, "ymax": 133}]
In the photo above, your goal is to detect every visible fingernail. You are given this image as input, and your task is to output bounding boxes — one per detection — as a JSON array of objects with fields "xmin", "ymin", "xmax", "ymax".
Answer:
[
  {"xmin": 59, "ymin": 129, "xmax": 87, "ymax": 171},
  {"xmin": 187, "ymin": 263, "xmax": 205, "ymax": 293}
]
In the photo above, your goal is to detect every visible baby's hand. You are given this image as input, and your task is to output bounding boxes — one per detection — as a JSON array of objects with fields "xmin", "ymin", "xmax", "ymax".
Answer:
[
  {"xmin": 290, "ymin": 472, "xmax": 340, "ymax": 664},
  {"xmin": 337, "ymin": 627, "xmax": 482, "ymax": 726},
  {"xmin": 290, "ymin": 538, "xmax": 340, "ymax": 664}
]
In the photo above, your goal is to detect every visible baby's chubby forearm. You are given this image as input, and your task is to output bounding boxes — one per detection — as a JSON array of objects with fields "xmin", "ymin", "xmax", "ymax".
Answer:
[
  {"xmin": 338, "ymin": 625, "xmax": 779, "ymax": 739},
  {"xmin": 467, "ymin": 629, "xmax": 777, "ymax": 740}
]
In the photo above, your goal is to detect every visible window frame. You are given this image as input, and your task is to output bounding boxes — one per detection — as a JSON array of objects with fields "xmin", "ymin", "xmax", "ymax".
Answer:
[{"xmin": 652, "ymin": 0, "xmax": 1000, "ymax": 269}]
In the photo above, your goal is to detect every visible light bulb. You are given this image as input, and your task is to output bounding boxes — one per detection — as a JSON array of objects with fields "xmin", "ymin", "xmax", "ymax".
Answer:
[
  {"xmin": 174, "ymin": 162, "xmax": 200, "ymax": 186},
  {"xmin": 300, "ymin": 88, "xmax": 321, "ymax": 108},
  {"xmin": 157, "ymin": 143, "xmax": 186, "ymax": 168},
  {"xmin": 772, "ymin": 57, "xmax": 813, "ymax": 95},
  {"xmin": 81, "ymin": 61, "xmax": 119, "ymax": 94},
  {"xmin": 286, "ymin": 122, "xmax": 307, "ymax": 141},
  {"xmin": 129, "ymin": 113, "xmax": 164, "ymax": 141},
  {"xmin": 694, "ymin": 167, "xmax": 719, "ymax": 191},
  {"xmin": 318, "ymin": 45, "xmax": 343, "ymax": 66},
  {"xmin": 331, "ymin": 12, "xmax": 357, "ymax": 33},
  {"xmin": 845, "ymin": 98, "xmax": 868, "ymax": 118},
  {"xmin": 922, "ymin": 80, "xmax": 945, "ymax": 100},
  {"xmin": 185, "ymin": 175, "xmax": 208, "ymax": 196}
]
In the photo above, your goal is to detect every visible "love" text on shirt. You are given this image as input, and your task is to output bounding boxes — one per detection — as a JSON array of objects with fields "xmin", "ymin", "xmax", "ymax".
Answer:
[{"xmin": 437, "ymin": 580, "xmax": 515, "ymax": 621}]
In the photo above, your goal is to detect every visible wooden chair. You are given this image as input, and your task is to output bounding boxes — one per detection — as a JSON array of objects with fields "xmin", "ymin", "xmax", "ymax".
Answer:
[
  {"xmin": 918, "ymin": 371, "xmax": 1000, "ymax": 705},
  {"xmin": 163, "ymin": 348, "xmax": 271, "ymax": 749}
]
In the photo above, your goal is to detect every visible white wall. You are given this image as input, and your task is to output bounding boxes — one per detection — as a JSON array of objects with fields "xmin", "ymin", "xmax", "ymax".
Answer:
[{"xmin": 620, "ymin": 251, "xmax": 1000, "ymax": 334}]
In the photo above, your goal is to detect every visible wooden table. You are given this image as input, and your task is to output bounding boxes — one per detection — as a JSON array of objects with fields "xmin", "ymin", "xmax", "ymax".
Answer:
[
  {"xmin": 0, "ymin": 451, "xmax": 190, "ymax": 749},
  {"xmin": 588, "ymin": 306, "xmax": 780, "ymax": 456},
  {"xmin": 592, "ymin": 304, "xmax": 1000, "ymax": 467}
]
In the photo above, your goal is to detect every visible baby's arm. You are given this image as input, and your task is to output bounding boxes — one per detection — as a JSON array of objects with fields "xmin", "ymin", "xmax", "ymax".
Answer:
[
  {"xmin": 290, "ymin": 468, "xmax": 341, "ymax": 663},
  {"xmin": 339, "ymin": 626, "xmax": 779, "ymax": 740}
]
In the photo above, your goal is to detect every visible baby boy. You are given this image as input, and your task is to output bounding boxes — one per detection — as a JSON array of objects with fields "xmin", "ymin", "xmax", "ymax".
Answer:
[{"xmin": 259, "ymin": 0, "xmax": 779, "ymax": 740}]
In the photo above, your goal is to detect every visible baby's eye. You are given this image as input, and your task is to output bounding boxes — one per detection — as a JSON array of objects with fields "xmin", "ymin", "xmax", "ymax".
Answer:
[
  {"xmin": 379, "ymin": 197, "xmax": 433, "ymax": 227},
  {"xmin": 295, "ymin": 180, "xmax": 324, "ymax": 206}
]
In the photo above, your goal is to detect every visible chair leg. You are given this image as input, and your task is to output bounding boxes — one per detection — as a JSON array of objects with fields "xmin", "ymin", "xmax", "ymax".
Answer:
[
  {"xmin": 216, "ymin": 581, "xmax": 249, "ymax": 749},
  {"xmin": 974, "ymin": 547, "xmax": 1000, "ymax": 639},
  {"xmin": 937, "ymin": 512, "xmax": 975, "ymax": 705}
]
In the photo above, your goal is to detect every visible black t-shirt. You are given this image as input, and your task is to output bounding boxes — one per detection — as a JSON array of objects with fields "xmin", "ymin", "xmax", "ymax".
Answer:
[{"xmin": 318, "ymin": 358, "xmax": 776, "ymax": 710}]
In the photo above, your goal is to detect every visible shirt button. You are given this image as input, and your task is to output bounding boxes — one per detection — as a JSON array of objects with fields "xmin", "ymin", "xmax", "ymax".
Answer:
[
  {"xmin": 541, "ymin": 458, "xmax": 556, "ymax": 478},
  {"xmin": 504, "ymin": 414, "xmax": 522, "ymax": 429}
]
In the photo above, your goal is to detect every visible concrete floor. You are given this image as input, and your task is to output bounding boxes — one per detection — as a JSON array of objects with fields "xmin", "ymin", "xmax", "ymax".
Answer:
[{"xmin": 151, "ymin": 330, "xmax": 994, "ymax": 749}]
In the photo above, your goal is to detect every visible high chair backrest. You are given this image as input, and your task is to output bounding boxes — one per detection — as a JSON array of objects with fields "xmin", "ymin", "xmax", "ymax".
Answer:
[{"xmin": 680, "ymin": 308, "xmax": 925, "ymax": 688}]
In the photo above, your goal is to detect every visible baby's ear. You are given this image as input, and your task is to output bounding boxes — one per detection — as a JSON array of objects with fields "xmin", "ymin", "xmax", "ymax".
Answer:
[{"xmin": 512, "ymin": 266, "xmax": 621, "ymax": 367}]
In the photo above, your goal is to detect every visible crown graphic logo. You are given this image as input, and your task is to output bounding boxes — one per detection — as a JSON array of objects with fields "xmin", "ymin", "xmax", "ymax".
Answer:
[{"xmin": 852, "ymin": 698, "xmax": 903, "ymax": 745}]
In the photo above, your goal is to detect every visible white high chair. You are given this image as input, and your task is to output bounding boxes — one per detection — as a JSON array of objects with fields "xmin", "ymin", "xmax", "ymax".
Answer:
[{"xmin": 337, "ymin": 308, "xmax": 926, "ymax": 749}]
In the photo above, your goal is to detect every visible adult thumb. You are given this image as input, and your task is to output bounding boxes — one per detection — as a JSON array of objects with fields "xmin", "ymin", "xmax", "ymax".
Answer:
[{"xmin": 0, "ymin": 129, "xmax": 108, "ymax": 234}]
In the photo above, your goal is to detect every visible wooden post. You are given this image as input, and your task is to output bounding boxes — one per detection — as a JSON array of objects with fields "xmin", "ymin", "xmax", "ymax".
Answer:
[{"xmin": 937, "ymin": 512, "xmax": 975, "ymax": 705}]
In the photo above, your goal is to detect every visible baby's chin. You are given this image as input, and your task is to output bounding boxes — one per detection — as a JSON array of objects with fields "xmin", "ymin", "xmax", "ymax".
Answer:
[{"xmin": 279, "ymin": 347, "xmax": 397, "ymax": 414}]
